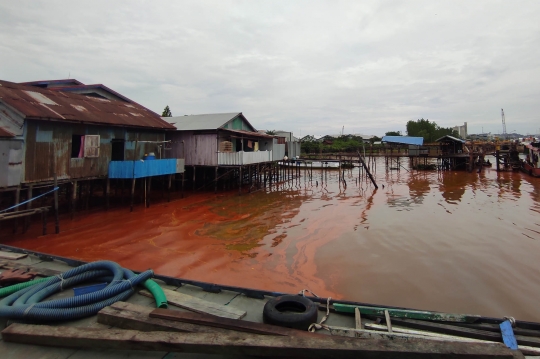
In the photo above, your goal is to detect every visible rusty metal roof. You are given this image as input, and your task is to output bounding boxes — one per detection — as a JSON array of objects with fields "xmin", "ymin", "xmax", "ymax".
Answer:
[
  {"xmin": 19, "ymin": 79, "xmax": 84, "ymax": 88},
  {"xmin": 0, "ymin": 80, "xmax": 175, "ymax": 130},
  {"xmin": 0, "ymin": 126, "xmax": 14, "ymax": 137}
]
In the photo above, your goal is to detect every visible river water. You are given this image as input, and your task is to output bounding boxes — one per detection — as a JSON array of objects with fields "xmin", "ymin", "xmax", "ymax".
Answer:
[{"xmin": 3, "ymin": 156, "xmax": 540, "ymax": 321}]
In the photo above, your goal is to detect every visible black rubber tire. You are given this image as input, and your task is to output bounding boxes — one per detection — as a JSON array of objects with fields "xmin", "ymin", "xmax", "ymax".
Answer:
[{"xmin": 263, "ymin": 295, "xmax": 318, "ymax": 330}]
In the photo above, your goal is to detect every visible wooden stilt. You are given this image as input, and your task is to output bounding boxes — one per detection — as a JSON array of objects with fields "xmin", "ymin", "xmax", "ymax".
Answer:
[
  {"xmin": 24, "ymin": 185, "xmax": 33, "ymax": 232},
  {"xmin": 238, "ymin": 166, "xmax": 242, "ymax": 195},
  {"xmin": 13, "ymin": 185, "xmax": 20, "ymax": 233},
  {"xmin": 181, "ymin": 172, "xmax": 185, "ymax": 198},
  {"xmin": 106, "ymin": 177, "xmax": 110, "ymax": 210},
  {"xmin": 71, "ymin": 181, "xmax": 77, "ymax": 219},
  {"xmin": 192, "ymin": 166, "xmax": 196, "ymax": 192},
  {"xmin": 130, "ymin": 178, "xmax": 136, "ymax": 212},
  {"xmin": 146, "ymin": 177, "xmax": 152, "ymax": 208},
  {"xmin": 168, "ymin": 174, "xmax": 172, "ymax": 202},
  {"xmin": 54, "ymin": 173, "xmax": 59, "ymax": 234},
  {"xmin": 214, "ymin": 167, "xmax": 218, "ymax": 194}
]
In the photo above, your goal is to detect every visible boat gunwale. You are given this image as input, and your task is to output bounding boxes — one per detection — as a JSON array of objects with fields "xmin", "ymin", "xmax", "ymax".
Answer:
[{"xmin": 2, "ymin": 243, "xmax": 540, "ymax": 330}]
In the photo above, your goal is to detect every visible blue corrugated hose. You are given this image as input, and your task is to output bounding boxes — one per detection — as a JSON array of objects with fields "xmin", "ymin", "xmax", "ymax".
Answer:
[{"xmin": 0, "ymin": 260, "xmax": 163, "ymax": 321}]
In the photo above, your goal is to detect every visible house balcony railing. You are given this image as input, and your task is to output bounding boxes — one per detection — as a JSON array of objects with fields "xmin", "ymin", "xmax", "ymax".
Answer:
[{"xmin": 218, "ymin": 150, "xmax": 272, "ymax": 165}]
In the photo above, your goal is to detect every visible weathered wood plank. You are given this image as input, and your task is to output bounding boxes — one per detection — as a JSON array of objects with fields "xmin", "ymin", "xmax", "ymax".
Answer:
[
  {"xmin": 355, "ymin": 307, "xmax": 362, "ymax": 329},
  {"xmin": 363, "ymin": 323, "xmax": 491, "ymax": 343},
  {"xmin": 331, "ymin": 325, "xmax": 489, "ymax": 343},
  {"xmin": 386, "ymin": 317, "xmax": 540, "ymax": 348},
  {"xmin": 97, "ymin": 302, "xmax": 231, "ymax": 334},
  {"xmin": 0, "ymin": 260, "xmax": 60, "ymax": 277},
  {"xmin": 2, "ymin": 324, "xmax": 523, "ymax": 358},
  {"xmin": 150, "ymin": 308, "xmax": 318, "ymax": 337},
  {"xmin": 0, "ymin": 251, "xmax": 27, "ymax": 260},
  {"xmin": 333, "ymin": 303, "xmax": 481, "ymax": 323},
  {"xmin": 385, "ymin": 309, "xmax": 393, "ymax": 333},
  {"xmin": 452, "ymin": 322, "xmax": 540, "ymax": 338},
  {"xmin": 139, "ymin": 288, "xmax": 246, "ymax": 319}
]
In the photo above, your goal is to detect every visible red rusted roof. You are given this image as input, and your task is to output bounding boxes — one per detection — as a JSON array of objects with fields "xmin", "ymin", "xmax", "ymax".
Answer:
[
  {"xmin": 0, "ymin": 126, "xmax": 15, "ymax": 137},
  {"xmin": 0, "ymin": 80, "xmax": 175, "ymax": 130}
]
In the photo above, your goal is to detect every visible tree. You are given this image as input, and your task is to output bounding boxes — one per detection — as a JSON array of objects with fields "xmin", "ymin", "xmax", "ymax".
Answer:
[
  {"xmin": 406, "ymin": 118, "xmax": 459, "ymax": 142},
  {"xmin": 266, "ymin": 130, "xmax": 276, "ymax": 135},
  {"xmin": 162, "ymin": 105, "xmax": 172, "ymax": 117},
  {"xmin": 385, "ymin": 131, "xmax": 401, "ymax": 136}
]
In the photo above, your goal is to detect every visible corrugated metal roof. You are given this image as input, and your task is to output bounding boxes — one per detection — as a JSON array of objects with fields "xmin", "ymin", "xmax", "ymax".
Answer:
[
  {"xmin": 20, "ymin": 79, "xmax": 161, "ymax": 117},
  {"xmin": 435, "ymin": 135, "xmax": 466, "ymax": 143},
  {"xmin": 165, "ymin": 113, "xmax": 251, "ymax": 131},
  {"xmin": 0, "ymin": 126, "xmax": 15, "ymax": 137},
  {"xmin": 221, "ymin": 128, "xmax": 274, "ymax": 138},
  {"xmin": 382, "ymin": 136, "xmax": 424, "ymax": 146},
  {"xmin": 20, "ymin": 79, "xmax": 84, "ymax": 88},
  {"xmin": 0, "ymin": 80, "xmax": 175, "ymax": 130}
]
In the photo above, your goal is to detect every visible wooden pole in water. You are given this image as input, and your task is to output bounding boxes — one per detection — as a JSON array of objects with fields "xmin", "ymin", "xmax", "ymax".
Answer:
[
  {"xmin": 214, "ymin": 167, "xmax": 218, "ymax": 194},
  {"xmin": 130, "ymin": 178, "xmax": 136, "ymax": 212},
  {"xmin": 181, "ymin": 172, "xmax": 185, "ymax": 198},
  {"xmin": 496, "ymin": 150, "xmax": 500, "ymax": 172},
  {"xmin": 192, "ymin": 166, "xmax": 196, "ymax": 192},
  {"xmin": 54, "ymin": 172, "xmax": 59, "ymax": 234},
  {"xmin": 13, "ymin": 185, "xmax": 20, "ymax": 233},
  {"xmin": 168, "ymin": 174, "xmax": 172, "ymax": 202},
  {"xmin": 106, "ymin": 177, "xmax": 110, "ymax": 210},
  {"xmin": 24, "ymin": 184, "xmax": 33, "ymax": 232},
  {"xmin": 71, "ymin": 181, "xmax": 77, "ymax": 219},
  {"xmin": 147, "ymin": 177, "xmax": 152, "ymax": 208},
  {"xmin": 42, "ymin": 208, "xmax": 47, "ymax": 235},
  {"xmin": 238, "ymin": 166, "xmax": 242, "ymax": 195}
]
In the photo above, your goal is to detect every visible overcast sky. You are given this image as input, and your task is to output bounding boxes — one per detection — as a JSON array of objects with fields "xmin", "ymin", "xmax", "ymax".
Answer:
[{"xmin": 1, "ymin": 1, "xmax": 539, "ymax": 137}]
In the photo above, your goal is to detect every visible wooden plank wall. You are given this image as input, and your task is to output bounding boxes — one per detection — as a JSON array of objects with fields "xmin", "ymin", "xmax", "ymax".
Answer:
[
  {"xmin": 23, "ymin": 120, "xmax": 167, "ymax": 183},
  {"xmin": 166, "ymin": 131, "xmax": 218, "ymax": 166}
]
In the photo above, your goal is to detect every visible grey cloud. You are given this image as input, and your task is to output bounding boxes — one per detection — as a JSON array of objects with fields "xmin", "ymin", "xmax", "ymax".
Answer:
[{"xmin": 1, "ymin": 0, "xmax": 539, "ymax": 136}]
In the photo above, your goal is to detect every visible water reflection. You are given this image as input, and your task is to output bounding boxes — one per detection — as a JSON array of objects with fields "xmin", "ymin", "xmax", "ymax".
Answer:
[
  {"xmin": 438, "ymin": 172, "xmax": 467, "ymax": 204},
  {"xmin": 407, "ymin": 173, "xmax": 431, "ymax": 203},
  {"xmin": 496, "ymin": 172, "xmax": 522, "ymax": 201},
  {"xmin": 196, "ymin": 189, "xmax": 305, "ymax": 254}
]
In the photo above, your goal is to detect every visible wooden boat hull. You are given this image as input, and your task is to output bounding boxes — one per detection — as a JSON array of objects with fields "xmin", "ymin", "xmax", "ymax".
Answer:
[{"xmin": 522, "ymin": 161, "xmax": 540, "ymax": 177}]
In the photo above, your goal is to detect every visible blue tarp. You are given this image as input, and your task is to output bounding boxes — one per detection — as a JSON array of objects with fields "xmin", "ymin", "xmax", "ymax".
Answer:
[
  {"xmin": 108, "ymin": 159, "xmax": 178, "ymax": 179},
  {"xmin": 381, "ymin": 136, "xmax": 424, "ymax": 146}
]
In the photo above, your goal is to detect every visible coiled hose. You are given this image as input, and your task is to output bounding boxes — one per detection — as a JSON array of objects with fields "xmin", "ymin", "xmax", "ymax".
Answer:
[{"xmin": 0, "ymin": 260, "xmax": 167, "ymax": 321}]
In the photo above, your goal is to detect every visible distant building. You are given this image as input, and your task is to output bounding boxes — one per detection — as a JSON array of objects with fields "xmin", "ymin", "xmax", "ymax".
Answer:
[
  {"xmin": 453, "ymin": 122, "xmax": 467, "ymax": 138},
  {"xmin": 469, "ymin": 133, "xmax": 493, "ymax": 141}
]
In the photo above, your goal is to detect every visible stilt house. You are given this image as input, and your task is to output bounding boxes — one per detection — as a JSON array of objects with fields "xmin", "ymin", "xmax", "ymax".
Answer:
[
  {"xmin": 165, "ymin": 113, "xmax": 284, "ymax": 166},
  {"xmin": 0, "ymin": 79, "xmax": 181, "ymax": 212}
]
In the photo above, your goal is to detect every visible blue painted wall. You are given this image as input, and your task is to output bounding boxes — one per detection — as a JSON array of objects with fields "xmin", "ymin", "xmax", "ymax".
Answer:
[{"xmin": 108, "ymin": 159, "xmax": 179, "ymax": 179}]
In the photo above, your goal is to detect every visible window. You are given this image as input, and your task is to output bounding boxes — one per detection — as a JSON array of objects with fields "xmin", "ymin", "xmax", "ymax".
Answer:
[
  {"xmin": 71, "ymin": 135, "xmax": 100, "ymax": 158},
  {"xmin": 71, "ymin": 135, "xmax": 83, "ymax": 158},
  {"xmin": 84, "ymin": 135, "xmax": 100, "ymax": 157}
]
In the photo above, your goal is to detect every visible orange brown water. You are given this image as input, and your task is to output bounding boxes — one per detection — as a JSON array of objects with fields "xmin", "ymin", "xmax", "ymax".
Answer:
[{"xmin": 3, "ymin": 156, "xmax": 540, "ymax": 321}]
